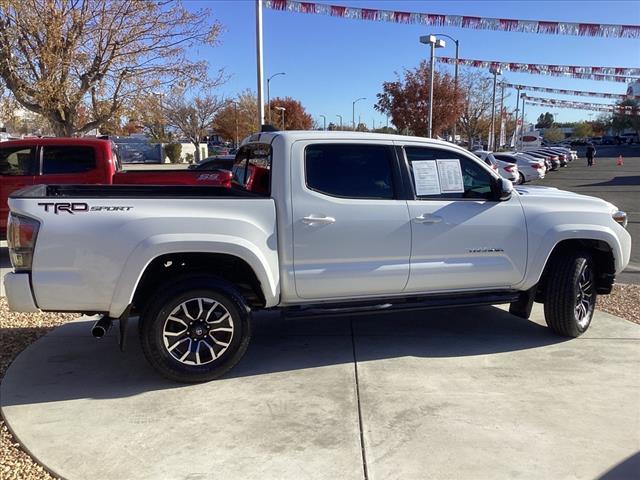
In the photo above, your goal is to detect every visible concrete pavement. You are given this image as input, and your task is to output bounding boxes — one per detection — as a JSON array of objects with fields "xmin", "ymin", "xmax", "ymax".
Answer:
[{"xmin": 2, "ymin": 305, "xmax": 639, "ymax": 480}]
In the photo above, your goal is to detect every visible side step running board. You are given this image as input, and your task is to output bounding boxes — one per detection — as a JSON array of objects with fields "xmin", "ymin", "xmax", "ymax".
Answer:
[{"xmin": 283, "ymin": 291, "xmax": 520, "ymax": 319}]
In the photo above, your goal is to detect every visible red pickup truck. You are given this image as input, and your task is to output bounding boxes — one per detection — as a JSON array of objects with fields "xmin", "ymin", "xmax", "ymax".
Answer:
[{"xmin": 0, "ymin": 138, "xmax": 232, "ymax": 238}]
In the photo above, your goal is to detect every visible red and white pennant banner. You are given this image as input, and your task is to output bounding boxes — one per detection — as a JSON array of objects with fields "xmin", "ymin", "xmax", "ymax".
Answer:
[
  {"xmin": 523, "ymin": 95, "xmax": 638, "ymax": 114},
  {"xmin": 437, "ymin": 57, "xmax": 639, "ymax": 82},
  {"xmin": 264, "ymin": 0, "xmax": 640, "ymax": 39},
  {"xmin": 503, "ymin": 83, "xmax": 639, "ymax": 100}
]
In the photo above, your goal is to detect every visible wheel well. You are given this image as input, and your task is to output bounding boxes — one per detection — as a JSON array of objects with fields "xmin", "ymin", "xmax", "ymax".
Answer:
[
  {"xmin": 535, "ymin": 239, "xmax": 615, "ymax": 302},
  {"xmin": 132, "ymin": 253, "xmax": 266, "ymax": 313}
]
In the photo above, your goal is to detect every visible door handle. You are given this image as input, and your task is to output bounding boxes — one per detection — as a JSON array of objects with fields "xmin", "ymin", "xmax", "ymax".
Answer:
[
  {"xmin": 303, "ymin": 215, "xmax": 336, "ymax": 225},
  {"xmin": 414, "ymin": 214, "xmax": 442, "ymax": 224}
]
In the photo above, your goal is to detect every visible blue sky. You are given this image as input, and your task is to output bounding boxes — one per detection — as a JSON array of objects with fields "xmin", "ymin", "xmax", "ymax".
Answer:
[{"xmin": 187, "ymin": 0, "xmax": 640, "ymax": 127}]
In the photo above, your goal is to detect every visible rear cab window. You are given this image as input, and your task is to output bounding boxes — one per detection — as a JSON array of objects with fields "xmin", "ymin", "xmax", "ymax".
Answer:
[
  {"xmin": 42, "ymin": 146, "xmax": 96, "ymax": 174},
  {"xmin": 231, "ymin": 144, "xmax": 272, "ymax": 196},
  {"xmin": 304, "ymin": 143, "xmax": 396, "ymax": 199},
  {"xmin": 0, "ymin": 146, "xmax": 36, "ymax": 176},
  {"xmin": 404, "ymin": 146, "xmax": 496, "ymax": 200}
]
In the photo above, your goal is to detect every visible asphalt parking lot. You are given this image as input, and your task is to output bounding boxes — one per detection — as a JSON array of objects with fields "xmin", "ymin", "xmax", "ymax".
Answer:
[{"xmin": 530, "ymin": 144, "xmax": 640, "ymax": 284}]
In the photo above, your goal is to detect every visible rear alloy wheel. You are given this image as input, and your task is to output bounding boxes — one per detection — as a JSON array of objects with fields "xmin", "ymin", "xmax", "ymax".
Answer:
[
  {"xmin": 140, "ymin": 277, "xmax": 251, "ymax": 382},
  {"xmin": 543, "ymin": 251, "xmax": 596, "ymax": 337},
  {"xmin": 517, "ymin": 172, "xmax": 525, "ymax": 185}
]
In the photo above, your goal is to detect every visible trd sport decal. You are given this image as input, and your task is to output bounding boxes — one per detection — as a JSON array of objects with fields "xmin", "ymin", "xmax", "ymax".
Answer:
[{"xmin": 38, "ymin": 202, "xmax": 133, "ymax": 214}]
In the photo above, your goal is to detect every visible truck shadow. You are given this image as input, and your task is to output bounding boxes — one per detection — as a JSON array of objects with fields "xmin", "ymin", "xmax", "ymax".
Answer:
[{"xmin": 1, "ymin": 305, "xmax": 569, "ymax": 406}]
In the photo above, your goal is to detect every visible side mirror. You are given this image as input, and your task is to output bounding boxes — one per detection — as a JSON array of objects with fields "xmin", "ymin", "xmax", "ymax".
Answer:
[{"xmin": 496, "ymin": 177, "xmax": 513, "ymax": 201}]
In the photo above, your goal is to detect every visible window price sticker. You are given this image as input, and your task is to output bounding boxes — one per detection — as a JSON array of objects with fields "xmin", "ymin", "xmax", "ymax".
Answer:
[
  {"xmin": 411, "ymin": 160, "xmax": 441, "ymax": 196},
  {"xmin": 436, "ymin": 159, "xmax": 464, "ymax": 193}
]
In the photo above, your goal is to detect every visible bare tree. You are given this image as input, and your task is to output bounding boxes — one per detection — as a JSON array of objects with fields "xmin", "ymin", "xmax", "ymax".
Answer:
[
  {"xmin": 163, "ymin": 90, "xmax": 225, "ymax": 162},
  {"xmin": 0, "ymin": 0, "xmax": 224, "ymax": 136},
  {"xmin": 457, "ymin": 71, "xmax": 494, "ymax": 147}
]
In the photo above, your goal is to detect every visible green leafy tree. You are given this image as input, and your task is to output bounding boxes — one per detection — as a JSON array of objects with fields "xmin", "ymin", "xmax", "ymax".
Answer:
[
  {"xmin": 543, "ymin": 126, "xmax": 564, "ymax": 143},
  {"xmin": 536, "ymin": 112, "xmax": 554, "ymax": 129},
  {"xmin": 572, "ymin": 122, "xmax": 593, "ymax": 138}
]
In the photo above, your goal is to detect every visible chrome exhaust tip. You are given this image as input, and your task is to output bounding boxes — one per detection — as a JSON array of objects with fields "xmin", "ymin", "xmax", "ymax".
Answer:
[{"xmin": 91, "ymin": 316, "xmax": 112, "ymax": 338}]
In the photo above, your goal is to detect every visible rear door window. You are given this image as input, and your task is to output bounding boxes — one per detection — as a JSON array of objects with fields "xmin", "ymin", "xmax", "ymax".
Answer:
[
  {"xmin": 0, "ymin": 147, "xmax": 36, "ymax": 176},
  {"xmin": 42, "ymin": 146, "xmax": 96, "ymax": 174},
  {"xmin": 231, "ymin": 144, "xmax": 272, "ymax": 195},
  {"xmin": 305, "ymin": 144, "xmax": 395, "ymax": 199}
]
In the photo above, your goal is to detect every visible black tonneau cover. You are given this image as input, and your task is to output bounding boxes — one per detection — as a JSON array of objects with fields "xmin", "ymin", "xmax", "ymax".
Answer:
[{"xmin": 11, "ymin": 184, "xmax": 264, "ymax": 199}]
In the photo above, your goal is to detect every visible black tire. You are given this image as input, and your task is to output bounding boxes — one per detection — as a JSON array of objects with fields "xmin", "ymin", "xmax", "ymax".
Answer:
[
  {"xmin": 517, "ymin": 172, "xmax": 525, "ymax": 185},
  {"xmin": 139, "ymin": 275, "xmax": 251, "ymax": 383},
  {"xmin": 543, "ymin": 250, "xmax": 596, "ymax": 337}
]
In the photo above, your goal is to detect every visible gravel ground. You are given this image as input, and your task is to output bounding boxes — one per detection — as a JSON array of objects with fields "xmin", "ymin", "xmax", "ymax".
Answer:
[
  {"xmin": 596, "ymin": 283, "xmax": 640, "ymax": 325},
  {"xmin": 0, "ymin": 284, "xmax": 638, "ymax": 479},
  {"xmin": 1, "ymin": 299, "xmax": 73, "ymax": 480}
]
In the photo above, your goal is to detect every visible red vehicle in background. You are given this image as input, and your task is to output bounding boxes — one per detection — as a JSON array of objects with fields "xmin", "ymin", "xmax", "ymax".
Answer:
[{"xmin": 0, "ymin": 138, "xmax": 232, "ymax": 238}]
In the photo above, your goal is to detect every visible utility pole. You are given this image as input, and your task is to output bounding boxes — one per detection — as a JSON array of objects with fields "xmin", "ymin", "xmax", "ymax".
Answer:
[
  {"xmin": 520, "ymin": 94, "xmax": 526, "ymax": 150},
  {"xmin": 352, "ymin": 97, "xmax": 365, "ymax": 130},
  {"xmin": 319, "ymin": 114, "xmax": 326, "ymax": 130},
  {"xmin": 513, "ymin": 85, "xmax": 521, "ymax": 151},
  {"xmin": 489, "ymin": 65, "xmax": 502, "ymax": 150},
  {"xmin": 498, "ymin": 81, "xmax": 505, "ymax": 149},
  {"xmin": 256, "ymin": 0, "xmax": 264, "ymax": 128},
  {"xmin": 420, "ymin": 35, "xmax": 445, "ymax": 138},
  {"xmin": 267, "ymin": 72, "xmax": 285, "ymax": 124},
  {"xmin": 337, "ymin": 114, "xmax": 343, "ymax": 129}
]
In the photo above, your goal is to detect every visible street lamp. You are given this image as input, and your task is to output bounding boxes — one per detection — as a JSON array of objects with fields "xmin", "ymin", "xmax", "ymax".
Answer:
[
  {"xmin": 319, "ymin": 114, "xmax": 326, "ymax": 131},
  {"xmin": 429, "ymin": 33, "xmax": 460, "ymax": 141},
  {"xmin": 275, "ymin": 106, "xmax": 286, "ymax": 130},
  {"xmin": 489, "ymin": 64, "xmax": 502, "ymax": 150},
  {"xmin": 267, "ymin": 72, "xmax": 286, "ymax": 124},
  {"xmin": 520, "ymin": 93, "xmax": 527, "ymax": 150},
  {"xmin": 352, "ymin": 97, "xmax": 366, "ymax": 130},
  {"xmin": 336, "ymin": 114, "xmax": 343, "ymax": 129},
  {"xmin": 419, "ymin": 35, "xmax": 446, "ymax": 138}
]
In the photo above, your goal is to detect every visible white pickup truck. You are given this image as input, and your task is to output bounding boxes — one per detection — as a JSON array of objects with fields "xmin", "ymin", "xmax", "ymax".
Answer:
[{"xmin": 5, "ymin": 131, "xmax": 631, "ymax": 382}]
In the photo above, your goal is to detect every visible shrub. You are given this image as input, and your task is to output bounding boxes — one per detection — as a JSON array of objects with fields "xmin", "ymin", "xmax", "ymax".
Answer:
[
  {"xmin": 164, "ymin": 143, "xmax": 182, "ymax": 163},
  {"xmin": 184, "ymin": 152, "xmax": 194, "ymax": 163}
]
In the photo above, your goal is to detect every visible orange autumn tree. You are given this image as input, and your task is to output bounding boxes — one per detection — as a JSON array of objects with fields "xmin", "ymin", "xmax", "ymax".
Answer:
[
  {"xmin": 267, "ymin": 97, "xmax": 313, "ymax": 130},
  {"xmin": 375, "ymin": 60, "xmax": 462, "ymax": 138}
]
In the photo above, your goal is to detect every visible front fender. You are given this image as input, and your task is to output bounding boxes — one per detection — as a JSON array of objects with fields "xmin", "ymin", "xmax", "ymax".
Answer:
[
  {"xmin": 515, "ymin": 223, "xmax": 630, "ymax": 291},
  {"xmin": 108, "ymin": 233, "xmax": 280, "ymax": 317}
]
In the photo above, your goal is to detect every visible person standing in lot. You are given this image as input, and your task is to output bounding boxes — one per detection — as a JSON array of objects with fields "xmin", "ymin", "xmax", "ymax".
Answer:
[{"xmin": 586, "ymin": 143, "xmax": 596, "ymax": 166}]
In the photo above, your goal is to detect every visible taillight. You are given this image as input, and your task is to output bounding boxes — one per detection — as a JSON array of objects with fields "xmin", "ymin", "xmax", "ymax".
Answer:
[
  {"xmin": 504, "ymin": 165, "xmax": 515, "ymax": 172},
  {"xmin": 7, "ymin": 214, "xmax": 40, "ymax": 272},
  {"xmin": 532, "ymin": 163, "xmax": 544, "ymax": 169}
]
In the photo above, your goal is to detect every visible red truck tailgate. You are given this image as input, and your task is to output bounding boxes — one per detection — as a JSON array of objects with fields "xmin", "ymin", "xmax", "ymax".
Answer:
[{"xmin": 113, "ymin": 169, "xmax": 232, "ymax": 187}]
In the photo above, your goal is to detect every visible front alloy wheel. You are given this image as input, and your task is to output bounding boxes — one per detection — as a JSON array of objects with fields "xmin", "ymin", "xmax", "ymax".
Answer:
[{"xmin": 543, "ymin": 250, "xmax": 596, "ymax": 337}]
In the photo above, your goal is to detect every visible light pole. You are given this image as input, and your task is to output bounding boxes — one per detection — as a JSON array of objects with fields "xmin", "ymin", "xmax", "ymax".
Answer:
[
  {"xmin": 498, "ymin": 80, "xmax": 505, "ymax": 149},
  {"xmin": 520, "ymin": 93, "xmax": 526, "ymax": 150},
  {"xmin": 319, "ymin": 114, "xmax": 326, "ymax": 130},
  {"xmin": 352, "ymin": 97, "xmax": 365, "ymax": 130},
  {"xmin": 429, "ymin": 33, "xmax": 459, "ymax": 141},
  {"xmin": 275, "ymin": 106, "xmax": 286, "ymax": 130},
  {"xmin": 267, "ymin": 72, "xmax": 286, "ymax": 124},
  {"xmin": 420, "ymin": 35, "xmax": 446, "ymax": 138},
  {"xmin": 256, "ymin": 0, "xmax": 264, "ymax": 128},
  {"xmin": 336, "ymin": 114, "xmax": 343, "ymax": 129},
  {"xmin": 513, "ymin": 85, "xmax": 521, "ymax": 151},
  {"xmin": 489, "ymin": 64, "xmax": 502, "ymax": 150}
]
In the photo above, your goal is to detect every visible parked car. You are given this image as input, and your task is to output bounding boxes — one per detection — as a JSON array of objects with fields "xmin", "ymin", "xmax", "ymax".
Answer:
[
  {"xmin": 0, "ymin": 138, "xmax": 232, "ymax": 238},
  {"xmin": 188, "ymin": 155, "xmax": 236, "ymax": 171},
  {"xmin": 493, "ymin": 152, "xmax": 546, "ymax": 183},
  {"xmin": 473, "ymin": 150, "xmax": 519, "ymax": 183},
  {"xmin": 5, "ymin": 131, "xmax": 631, "ymax": 382},
  {"xmin": 522, "ymin": 149, "xmax": 561, "ymax": 171},
  {"xmin": 538, "ymin": 148, "xmax": 569, "ymax": 167}
]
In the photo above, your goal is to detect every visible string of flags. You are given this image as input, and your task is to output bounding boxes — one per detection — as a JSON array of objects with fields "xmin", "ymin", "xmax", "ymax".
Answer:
[
  {"xmin": 436, "ymin": 57, "xmax": 639, "ymax": 82},
  {"xmin": 523, "ymin": 95, "xmax": 638, "ymax": 114},
  {"xmin": 501, "ymin": 83, "xmax": 638, "ymax": 100},
  {"xmin": 263, "ymin": 0, "xmax": 640, "ymax": 39}
]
